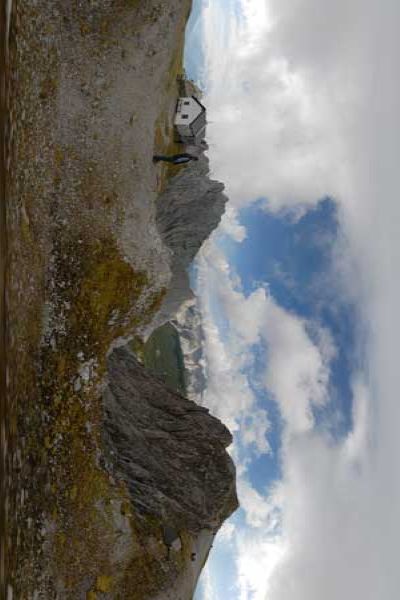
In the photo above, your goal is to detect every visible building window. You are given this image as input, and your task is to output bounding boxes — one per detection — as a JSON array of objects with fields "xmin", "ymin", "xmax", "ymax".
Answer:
[
  {"xmin": 182, "ymin": 114, "xmax": 189, "ymax": 119},
  {"xmin": 184, "ymin": 101, "xmax": 190, "ymax": 105}
]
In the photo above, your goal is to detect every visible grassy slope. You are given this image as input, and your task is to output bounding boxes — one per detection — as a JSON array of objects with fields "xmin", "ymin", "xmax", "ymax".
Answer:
[{"xmin": 142, "ymin": 323, "xmax": 187, "ymax": 395}]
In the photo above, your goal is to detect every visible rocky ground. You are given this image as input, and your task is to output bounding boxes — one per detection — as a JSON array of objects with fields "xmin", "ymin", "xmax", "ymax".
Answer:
[{"xmin": 4, "ymin": 1, "xmax": 238, "ymax": 598}]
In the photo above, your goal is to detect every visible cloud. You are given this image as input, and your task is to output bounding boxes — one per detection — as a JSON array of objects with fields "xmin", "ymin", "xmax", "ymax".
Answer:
[
  {"xmin": 226, "ymin": 373, "xmax": 374, "ymax": 600},
  {"xmin": 217, "ymin": 520, "xmax": 236, "ymax": 542},
  {"xmin": 218, "ymin": 204, "xmax": 247, "ymax": 242},
  {"xmin": 195, "ymin": 231, "xmax": 343, "ymax": 599},
  {"xmin": 261, "ymin": 297, "xmax": 331, "ymax": 435},
  {"xmin": 197, "ymin": 0, "xmax": 400, "ymax": 598},
  {"xmin": 202, "ymin": 0, "xmax": 354, "ymax": 210},
  {"xmin": 237, "ymin": 478, "xmax": 277, "ymax": 529},
  {"xmin": 235, "ymin": 529, "xmax": 286, "ymax": 600},
  {"xmin": 241, "ymin": 409, "xmax": 271, "ymax": 456},
  {"xmin": 196, "ymin": 229, "xmax": 333, "ymax": 471},
  {"xmin": 196, "ymin": 240, "xmax": 266, "ymax": 444}
]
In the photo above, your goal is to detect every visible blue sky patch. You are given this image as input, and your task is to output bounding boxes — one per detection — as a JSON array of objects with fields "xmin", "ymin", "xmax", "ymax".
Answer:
[
  {"xmin": 218, "ymin": 199, "xmax": 358, "ymax": 440},
  {"xmin": 184, "ymin": 0, "xmax": 206, "ymax": 84}
]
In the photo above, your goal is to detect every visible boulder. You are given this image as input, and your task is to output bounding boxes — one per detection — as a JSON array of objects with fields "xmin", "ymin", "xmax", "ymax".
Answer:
[{"xmin": 103, "ymin": 346, "xmax": 238, "ymax": 533}]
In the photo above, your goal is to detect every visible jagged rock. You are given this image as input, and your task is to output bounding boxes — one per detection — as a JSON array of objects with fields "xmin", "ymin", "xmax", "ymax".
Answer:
[
  {"xmin": 103, "ymin": 346, "xmax": 238, "ymax": 533},
  {"xmin": 154, "ymin": 152, "xmax": 228, "ymax": 327}
]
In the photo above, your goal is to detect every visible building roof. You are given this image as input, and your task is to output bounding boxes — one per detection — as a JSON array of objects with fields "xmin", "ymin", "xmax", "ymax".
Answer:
[
  {"xmin": 192, "ymin": 96, "xmax": 206, "ymax": 114},
  {"xmin": 190, "ymin": 96, "xmax": 207, "ymax": 137}
]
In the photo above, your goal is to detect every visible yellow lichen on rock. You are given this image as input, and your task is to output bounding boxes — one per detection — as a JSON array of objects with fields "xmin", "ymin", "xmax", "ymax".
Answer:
[
  {"xmin": 96, "ymin": 575, "xmax": 113, "ymax": 593},
  {"xmin": 76, "ymin": 240, "xmax": 148, "ymax": 341}
]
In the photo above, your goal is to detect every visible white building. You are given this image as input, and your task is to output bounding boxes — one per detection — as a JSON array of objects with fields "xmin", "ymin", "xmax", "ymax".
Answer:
[{"xmin": 174, "ymin": 96, "xmax": 206, "ymax": 145}]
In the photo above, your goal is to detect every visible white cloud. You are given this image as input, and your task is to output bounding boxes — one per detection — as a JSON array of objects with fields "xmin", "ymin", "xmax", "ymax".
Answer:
[
  {"xmin": 235, "ymin": 528, "xmax": 286, "ymax": 600},
  {"xmin": 261, "ymin": 297, "xmax": 331, "ymax": 435},
  {"xmin": 196, "ymin": 230, "xmax": 339, "ymax": 598},
  {"xmin": 196, "ymin": 229, "xmax": 333, "ymax": 469},
  {"xmin": 218, "ymin": 204, "xmax": 247, "ymax": 242},
  {"xmin": 197, "ymin": 240, "xmax": 265, "ymax": 444},
  {"xmin": 237, "ymin": 478, "xmax": 276, "ymax": 529},
  {"xmin": 197, "ymin": 0, "xmax": 400, "ymax": 599},
  {"xmin": 343, "ymin": 375, "xmax": 371, "ymax": 464},
  {"xmin": 241, "ymin": 409, "xmax": 271, "ymax": 456},
  {"xmin": 217, "ymin": 520, "xmax": 236, "ymax": 542}
]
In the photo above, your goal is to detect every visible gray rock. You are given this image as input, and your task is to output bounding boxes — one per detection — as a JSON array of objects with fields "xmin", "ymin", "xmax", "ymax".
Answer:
[
  {"xmin": 103, "ymin": 346, "xmax": 238, "ymax": 533},
  {"xmin": 154, "ymin": 151, "xmax": 228, "ymax": 327}
]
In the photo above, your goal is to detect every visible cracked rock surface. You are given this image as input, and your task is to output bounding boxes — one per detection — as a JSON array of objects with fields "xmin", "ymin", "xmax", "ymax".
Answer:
[{"xmin": 103, "ymin": 346, "xmax": 238, "ymax": 533}]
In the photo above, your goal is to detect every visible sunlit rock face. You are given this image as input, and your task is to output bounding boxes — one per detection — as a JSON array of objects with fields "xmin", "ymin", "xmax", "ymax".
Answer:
[
  {"xmin": 103, "ymin": 346, "xmax": 238, "ymax": 533},
  {"xmin": 154, "ymin": 152, "xmax": 228, "ymax": 328}
]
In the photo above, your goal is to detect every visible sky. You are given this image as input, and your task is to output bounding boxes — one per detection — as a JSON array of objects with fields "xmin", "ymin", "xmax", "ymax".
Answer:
[{"xmin": 185, "ymin": 1, "xmax": 400, "ymax": 599}]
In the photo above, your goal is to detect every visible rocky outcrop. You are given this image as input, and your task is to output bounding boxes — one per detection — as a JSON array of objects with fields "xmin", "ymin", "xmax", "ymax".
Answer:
[
  {"xmin": 103, "ymin": 346, "xmax": 238, "ymax": 533},
  {"xmin": 154, "ymin": 151, "xmax": 228, "ymax": 327},
  {"xmin": 6, "ymin": 0, "xmax": 238, "ymax": 596}
]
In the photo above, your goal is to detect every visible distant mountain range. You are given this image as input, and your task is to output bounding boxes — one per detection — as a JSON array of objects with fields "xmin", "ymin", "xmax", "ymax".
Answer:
[{"xmin": 172, "ymin": 298, "xmax": 207, "ymax": 403}]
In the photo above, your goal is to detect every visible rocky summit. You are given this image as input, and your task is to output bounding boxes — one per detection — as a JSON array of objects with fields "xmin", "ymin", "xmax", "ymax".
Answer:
[
  {"xmin": 154, "ymin": 150, "xmax": 228, "ymax": 327},
  {"xmin": 103, "ymin": 346, "xmax": 238, "ymax": 534}
]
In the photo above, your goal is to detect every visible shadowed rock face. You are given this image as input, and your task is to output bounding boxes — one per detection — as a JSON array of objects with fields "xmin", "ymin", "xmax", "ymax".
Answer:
[
  {"xmin": 154, "ymin": 152, "xmax": 228, "ymax": 327},
  {"xmin": 103, "ymin": 346, "xmax": 238, "ymax": 533}
]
